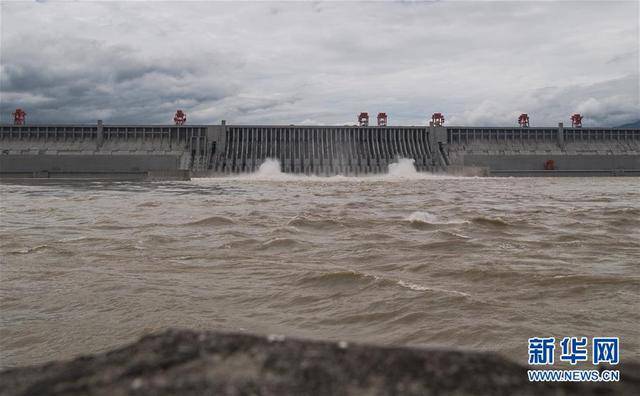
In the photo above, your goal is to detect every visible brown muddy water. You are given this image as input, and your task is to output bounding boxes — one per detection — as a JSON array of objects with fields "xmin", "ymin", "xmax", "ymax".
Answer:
[{"xmin": 1, "ymin": 160, "xmax": 639, "ymax": 368}]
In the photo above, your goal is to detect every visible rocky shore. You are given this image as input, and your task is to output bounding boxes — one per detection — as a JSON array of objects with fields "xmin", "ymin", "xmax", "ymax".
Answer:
[{"xmin": 1, "ymin": 329, "xmax": 637, "ymax": 395}]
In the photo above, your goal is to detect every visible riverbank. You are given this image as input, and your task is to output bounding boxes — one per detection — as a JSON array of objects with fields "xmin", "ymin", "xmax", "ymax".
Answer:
[{"xmin": 1, "ymin": 329, "xmax": 637, "ymax": 395}]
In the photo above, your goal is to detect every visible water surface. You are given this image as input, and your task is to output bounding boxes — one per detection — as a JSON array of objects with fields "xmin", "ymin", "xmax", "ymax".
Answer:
[{"xmin": 1, "ymin": 161, "xmax": 638, "ymax": 368}]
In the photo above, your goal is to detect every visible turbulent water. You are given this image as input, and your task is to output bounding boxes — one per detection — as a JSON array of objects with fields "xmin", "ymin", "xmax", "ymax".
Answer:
[{"xmin": 1, "ymin": 159, "xmax": 639, "ymax": 368}]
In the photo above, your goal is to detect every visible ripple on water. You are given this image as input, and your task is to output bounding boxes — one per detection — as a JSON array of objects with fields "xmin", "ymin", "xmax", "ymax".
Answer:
[
  {"xmin": 470, "ymin": 216, "xmax": 511, "ymax": 227},
  {"xmin": 287, "ymin": 215, "xmax": 344, "ymax": 230},
  {"xmin": 404, "ymin": 211, "xmax": 468, "ymax": 227},
  {"xmin": 136, "ymin": 201, "xmax": 162, "ymax": 208},
  {"xmin": 181, "ymin": 216, "xmax": 236, "ymax": 227},
  {"xmin": 296, "ymin": 270, "xmax": 472, "ymax": 299},
  {"xmin": 258, "ymin": 237, "xmax": 310, "ymax": 251},
  {"xmin": 298, "ymin": 270, "xmax": 379, "ymax": 287}
]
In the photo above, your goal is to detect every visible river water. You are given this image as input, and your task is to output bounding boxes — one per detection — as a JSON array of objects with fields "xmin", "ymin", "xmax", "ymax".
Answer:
[{"xmin": 1, "ymin": 159, "xmax": 638, "ymax": 368}]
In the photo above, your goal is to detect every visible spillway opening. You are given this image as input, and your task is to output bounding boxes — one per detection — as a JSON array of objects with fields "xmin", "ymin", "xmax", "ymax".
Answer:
[{"xmin": 209, "ymin": 158, "xmax": 448, "ymax": 181}]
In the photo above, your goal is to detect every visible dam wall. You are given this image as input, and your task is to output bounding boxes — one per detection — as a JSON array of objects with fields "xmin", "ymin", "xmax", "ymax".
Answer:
[
  {"xmin": 0, "ymin": 123, "xmax": 222, "ymax": 179},
  {"xmin": 1, "ymin": 122, "xmax": 639, "ymax": 178},
  {"xmin": 446, "ymin": 126, "xmax": 640, "ymax": 175}
]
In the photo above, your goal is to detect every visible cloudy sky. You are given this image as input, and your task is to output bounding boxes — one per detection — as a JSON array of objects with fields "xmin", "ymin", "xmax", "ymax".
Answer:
[{"xmin": 1, "ymin": 0, "xmax": 638, "ymax": 126}]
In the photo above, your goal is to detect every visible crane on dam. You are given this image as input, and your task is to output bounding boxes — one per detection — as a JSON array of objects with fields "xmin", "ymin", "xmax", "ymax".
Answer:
[
  {"xmin": 518, "ymin": 113, "xmax": 530, "ymax": 127},
  {"xmin": 12, "ymin": 109, "xmax": 26, "ymax": 125},
  {"xmin": 358, "ymin": 112, "xmax": 369, "ymax": 127},
  {"xmin": 174, "ymin": 110, "xmax": 187, "ymax": 125},
  {"xmin": 431, "ymin": 113, "xmax": 445, "ymax": 126},
  {"xmin": 377, "ymin": 113, "xmax": 388, "ymax": 127},
  {"xmin": 571, "ymin": 113, "xmax": 583, "ymax": 128}
]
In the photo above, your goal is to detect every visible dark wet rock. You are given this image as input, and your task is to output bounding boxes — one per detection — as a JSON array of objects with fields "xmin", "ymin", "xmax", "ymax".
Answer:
[{"xmin": 0, "ymin": 329, "xmax": 636, "ymax": 395}]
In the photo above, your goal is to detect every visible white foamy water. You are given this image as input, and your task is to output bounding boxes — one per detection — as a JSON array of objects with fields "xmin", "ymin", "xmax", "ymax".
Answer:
[
  {"xmin": 386, "ymin": 158, "xmax": 420, "ymax": 178},
  {"xmin": 209, "ymin": 158, "xmax": 454, "ymax": 183},
  {"xmin": 405, "ymin": 211, "xmax": 469, "ymax": 226},
  {"xmin": 406, "ymin": 211, "xmax": 439, "ymax": 224},
  {"xmin": 248, "ymin": 158, "xmax": 293, "ymax": 181},
  {"xmin": 396, "ymin": 280, "xmax": 471, "ymax": 297}
]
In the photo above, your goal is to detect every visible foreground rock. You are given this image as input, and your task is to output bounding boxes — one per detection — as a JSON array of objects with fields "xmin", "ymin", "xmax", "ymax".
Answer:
[{"xmin": 1, "ymin": 329, "xmax": 637, "ymax": 395}]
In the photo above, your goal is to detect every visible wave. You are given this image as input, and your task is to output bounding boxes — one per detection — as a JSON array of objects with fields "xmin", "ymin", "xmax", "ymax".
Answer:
[
  {"xmin": 143, "ymin": 234, "xmax": 179, "ymax": 244},
  {"xmin": 547, "ymin": 274, "xmax": 638, "ymax": 286},
  {"xmin": 57, "ymin": 236, "xmax": 106, "ymax": 243},
  {"xmin": 404, "ymin": 211, "xmax": 468, "ymax": 229},
  {"xmin": 396, "ymin": 280, "xmax": 471, "ymax": 297},
  {"xmin": 298, "ymin": 269, "xmax": 472, "ymax": 298},
  {"xmin": 436, "ymin": 230, "xmax": 473, "ymax": 239},
  {"xmin": 182, "ymin": 216, "xmax": 236, "ymax": 227},
  {"xmin": 93, "ymin": 223, "xmax": 135, "ymax": 230},
  {"xmin": 137, "ymin": 201, "xmax": 162, "ymax": 208},
  {"xmin": 471, "ymin": 216, "xmax": 510, "ymax": 227},
  {"xmin": 6, "ymin": 244, "xmax": 50, "ymax": 255},
  {"xmin": 318, "ymin": 309, "xmax": 406, "ymax": 325},
  {"xmin": 298, "ymin": 270, "xmax": 380, "ymax": 286},
  {"xmin": 258, "ymin": 237, "xmax": 307, "ymax": 250},
  {"xmin": 406, "ymin": 211, "xmax": 439, "ymax": 225},
  {"xmin": 287, "ymin": 215, "xmax": 344, "ymax": 230}
]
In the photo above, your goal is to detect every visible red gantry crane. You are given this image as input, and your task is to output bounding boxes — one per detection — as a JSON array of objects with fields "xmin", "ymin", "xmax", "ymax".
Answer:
[
  {"xmin": 518, "ymin": 113, "xmax": 530, "ymax": 127},
  {"xmin": 174, "ymin": 110, "xmax": 187, "ymax": 125},
  {"xmin": 377, "ymin": 112, "xmax": 388, "ymax": 127},
  {"xmin": 12, "ymin": 108, "xmax": 26, "ymax": 125},
  {"xmin": 431, "ymin": 112, "xmax": 445, "ymax": 126},
  {"xmin": 358, "ymin": 112, "xmax": 369, "ymax": 127},
  {"xmin": 571, "ymin": 113, "xmax": 583, "ymax": 128}
]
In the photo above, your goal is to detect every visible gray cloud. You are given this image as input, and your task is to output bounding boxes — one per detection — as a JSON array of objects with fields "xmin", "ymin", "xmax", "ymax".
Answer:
[
  {"xmin": 1, "ymin": 0, "xmax": 638, "ymax": 126},
  {"xmin": 449, "ymin": 75, "xmax": 639, "ymax": 127},
  {"xmin": 1, "ymin": 32, "xmax": 238, "ymax": 123}
]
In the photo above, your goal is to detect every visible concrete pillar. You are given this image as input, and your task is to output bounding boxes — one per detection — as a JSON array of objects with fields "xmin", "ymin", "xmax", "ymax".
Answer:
[
  {"xmin": 97, "ymin": 120, "xmax": 104, "ymax": 150},
  {"xmin": 219, "ymin": 120, "xmax": 227, "ymax": 156},
  {"xmin": 428, "ymin": 121, "xmax": 437, "ymax": 165},
  {"xmin": 428, "ymin": 122, "xmax": 448, "ymax": 168},
  {"xmin": 251, "ymin": 127, "xmax": 258, "ymax": 169},
  {"xmin": 373, "ymin": 129, "xmax": 381, "ymax": 167},
  {"xmin": 241, "ymin": 127, "xmax": 248, "ymax": 171},
  {"xmin": 558, "ymin": 122, "xmax": 564, "ymax": 148}
]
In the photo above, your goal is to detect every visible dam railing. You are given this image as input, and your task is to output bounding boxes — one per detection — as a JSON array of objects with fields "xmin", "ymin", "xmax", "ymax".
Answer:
[{"xmin": 446, "ymin": 127, "xmax": 640, "ymax": 154}]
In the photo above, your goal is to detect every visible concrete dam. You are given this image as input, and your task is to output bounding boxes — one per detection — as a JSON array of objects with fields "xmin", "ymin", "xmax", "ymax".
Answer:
[{"xmin": 1, "ymin": 121, "xmax": 639, "ymax": 179}]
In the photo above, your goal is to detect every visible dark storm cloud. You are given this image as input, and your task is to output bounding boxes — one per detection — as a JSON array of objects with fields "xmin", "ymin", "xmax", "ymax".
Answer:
[
  {"xmin": 1, "ymin": 32, "xmax": 236, "ymax": 123},
  {"xmin": 1, "ymin": 1, "xmax": 638, "ymax": 126}
]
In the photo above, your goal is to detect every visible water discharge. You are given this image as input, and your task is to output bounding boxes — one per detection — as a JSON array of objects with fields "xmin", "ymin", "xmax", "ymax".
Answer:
[
  {"xmin": 387, "ymin": 158, "xmax": 421, "ymax": 178},
  {"xmin": 251, "ymin": 158, "xmax": 291, "ymax": 180},
  {"xmin": 231, "ymin": 158, "xmax": 450, "ymax": 182}
]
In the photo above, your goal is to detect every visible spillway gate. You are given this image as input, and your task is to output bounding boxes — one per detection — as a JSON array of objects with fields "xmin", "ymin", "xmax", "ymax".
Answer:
[{"xmin": 214, "ymin": 126, "xmax": 440, "ymax": 175}]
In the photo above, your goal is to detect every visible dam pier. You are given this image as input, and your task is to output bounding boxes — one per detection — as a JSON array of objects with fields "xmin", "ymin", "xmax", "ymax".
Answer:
[{"xmin": 1, "ymin": 115, "xmax": 639, "ymax": 179}]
